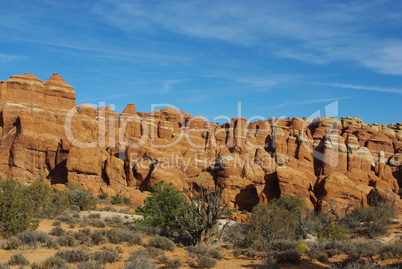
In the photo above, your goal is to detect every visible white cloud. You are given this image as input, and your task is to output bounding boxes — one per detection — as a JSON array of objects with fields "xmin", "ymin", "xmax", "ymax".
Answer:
[
  {"xmin": 97, "ymin": 0, "xmax": 402, "ymax": 75},
  {"xmin": 313, "ymin": 82, "xmax": 402, "ymax": 94},
  {"xmin": 271, "ymin": 96, "xmax": 353, "ymax": 109},
  {"xmin": 0, "ymin": 54, "xmax": 17, "ymax": 62},
  {"xmin": 161, "ymin": 80, "xmax": 181, "ymax": 93},
  {"xmin": 359, "ymin": 43, "xmax": 402, "ymax": 75}
]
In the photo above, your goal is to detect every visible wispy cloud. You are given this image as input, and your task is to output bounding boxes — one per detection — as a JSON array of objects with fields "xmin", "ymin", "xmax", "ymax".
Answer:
[
  {"xmin": 313, "ymin": 82, "xmax": 402, "ymax": 94},
  {"xmin": 161, "ymin": 80, "xmax": 181, "ymax": 93},
  {"xmin": 0, "ymin": 54, "xmax": 17, "ymax": 63},
  {"xmin": 269, "ymin": 96, "xmax": 354, "ymax": 109},
  {"xmin": 97, "ymin": 0, "xmax": 402, "ymax": 75}
]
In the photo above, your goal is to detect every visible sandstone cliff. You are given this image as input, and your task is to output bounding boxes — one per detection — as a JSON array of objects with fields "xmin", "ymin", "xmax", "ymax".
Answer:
[{"xmin": 0, "ymin": 73, "xmax": 401, "ymax": 212}]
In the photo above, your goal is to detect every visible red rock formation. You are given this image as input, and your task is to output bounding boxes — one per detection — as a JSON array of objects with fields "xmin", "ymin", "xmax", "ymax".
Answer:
[{"xmin": 0, "ymin": 73, "xmax": 401, "ymax": 210}]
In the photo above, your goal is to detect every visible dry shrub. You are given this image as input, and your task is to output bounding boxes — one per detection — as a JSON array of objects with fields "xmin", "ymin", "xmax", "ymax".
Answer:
[
  {"xmin": 55, "ymin": 248, "xmax": 90, "ymax": 263},
  {"xmin": 77, "ymin": 261, "xmax": 106, "ymax": 269},
  {"xmin": 275, "ymin": 249, "xmax": 301, "ymax": 264},
  {"xmin": 50, "ymin": 226, "xmax": 66, "ymax": 236},
  {"xmin": 149, "ymin": 235, "xmax": 175, "ymax": 251},
  {"xmin": 197, "ymin": 255, "xmax": 217, "ymax": 268},
  {"xmin": 123, "ymin": 257, "xmax": 157, "ymax": 269},
  {"xmin": 165, "ymin": 258, "xmax": 182, "ymax": 268},
  {"xmin": 8, "ymin": 254, "xmax": 29, "ymax": 266},
  {"xmin": 92, "ymin": 249, "xmax": 120, "ymax": 263}
]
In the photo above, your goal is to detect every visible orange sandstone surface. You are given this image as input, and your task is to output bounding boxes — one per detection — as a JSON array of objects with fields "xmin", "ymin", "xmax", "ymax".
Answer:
[{"xmin": 0, "ymin": 73, "xmax": 401, "ymax": 212}]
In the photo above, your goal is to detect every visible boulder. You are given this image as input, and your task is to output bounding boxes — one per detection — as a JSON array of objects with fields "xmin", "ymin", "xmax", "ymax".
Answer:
[{"xmin": 314, "ymin": 172, "xmax": 369, "ymax": 212}]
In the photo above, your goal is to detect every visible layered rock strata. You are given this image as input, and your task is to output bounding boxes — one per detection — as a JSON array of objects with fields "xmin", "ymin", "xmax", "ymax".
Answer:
[{"xmin": 0, "ymin": 74, "xmax": 401, "ymax": 211}]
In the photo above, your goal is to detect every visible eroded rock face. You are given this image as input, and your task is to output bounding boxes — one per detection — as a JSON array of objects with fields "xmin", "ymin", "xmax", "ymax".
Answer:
[{"xmin": 0, "ymin": 74, "xmax": 401, "ymax": 210}]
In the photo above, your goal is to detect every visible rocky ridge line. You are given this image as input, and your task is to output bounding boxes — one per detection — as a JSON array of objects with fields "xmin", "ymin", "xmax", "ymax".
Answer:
[{"xmin": 0, "ymin": 73, "xmax": 401, "ymax": 212}]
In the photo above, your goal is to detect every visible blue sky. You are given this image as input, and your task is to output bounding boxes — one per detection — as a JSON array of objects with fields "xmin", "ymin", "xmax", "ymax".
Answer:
[{"xmin": 0, "ymin": 0, "xmax": 401, "ymax": 124}]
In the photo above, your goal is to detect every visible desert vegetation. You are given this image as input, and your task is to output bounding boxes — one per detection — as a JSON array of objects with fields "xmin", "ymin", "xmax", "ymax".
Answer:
[{"xmin": 0, "ymin": 176, "xmax": 401, "ymax": 268}]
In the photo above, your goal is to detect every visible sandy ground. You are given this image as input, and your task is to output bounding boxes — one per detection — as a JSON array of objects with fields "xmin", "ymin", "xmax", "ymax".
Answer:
[
  {"xmin": 379, "ymin": 218, "xmax": 402, "ymax": 244},
  {"xmin": 0, "ymin": 210, "xmax": 401, "ymax": 268}
]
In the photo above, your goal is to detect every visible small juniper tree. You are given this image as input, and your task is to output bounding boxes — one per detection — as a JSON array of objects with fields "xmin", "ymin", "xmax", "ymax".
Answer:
[
  {"xmin": 183, "ymin": 188, "xmax": 227, "ymax": 246},
  {"xmin": 139, "ymin": 181, "xmax": 187, "ymax": 233},
  {"xmin": 246, "ymin": 203, "xmax": 296, "ymax": 245},
  {"xmin": 26, "ymin": 178, "xmax": 69, "ymax": 218},
  {"xmin": 0, "ymin": 177, "xmax": 34, "ymax": 238},
  {"xmin": 139, "ymin": 182, "xmax": 227, "ymax": 245},
  {"xmin": 269, "ymin": 195, "xmax": 307, "ymax": 239},
  {"xmin": 65, "ymin": 184, "xmax": 97, "ymax": 210}
]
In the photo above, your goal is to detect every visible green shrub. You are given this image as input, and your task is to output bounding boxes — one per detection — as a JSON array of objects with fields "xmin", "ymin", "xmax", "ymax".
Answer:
[
  {"xmin": 149, "ymin": 235, "xmax": 175, "ymax": 251},
  {"xmin": 8, "ymin": 254, "xmax": 29, "ymax": 266},
  {"xmin": 197, "ymin": 255, "xmax": 217, "ymax": 268},
  {"xmin": 26, "ymin": 178, "xmax": 69, "ymax": 218},
  {"xmin": 138, "ymin": 181, "xmax": 187, "ymax": 232},
  {"xmin": 65, "ymin": 184, "xmax": 97, "ymax": 211},
  {"xmin": 269, "ymin": 195, "xmax": 306, "ymax": 214},
  {"xmin": 318, "ymin": 223, "xmax": 349, "ymax": 241},
  {"xmin": 295, "ymin": 239, "xmax": 307, "ymax": 253},
  {"xmin": 246, "ymin": 204, "xmax": 295, "ymax": 244},
  {"xmin": 0, "ymin": 177, "xmax": 34, "ymax": 238}
]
